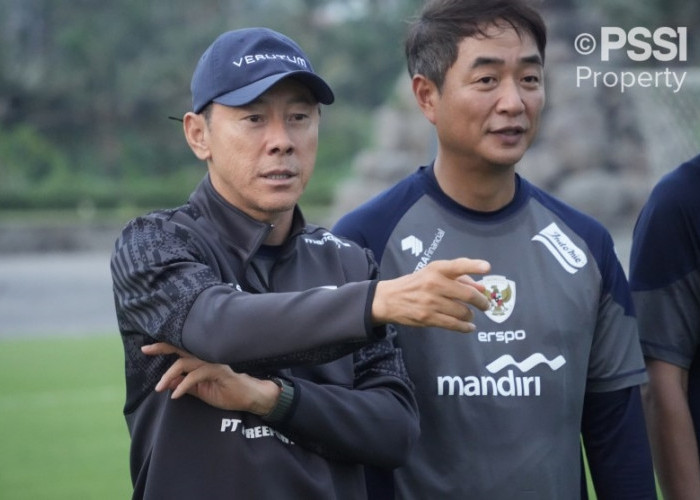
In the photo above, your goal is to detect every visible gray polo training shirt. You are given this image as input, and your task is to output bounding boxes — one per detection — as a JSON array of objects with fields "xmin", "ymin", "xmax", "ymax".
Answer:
[{"xmin": 334, "ymin": 166, "xmax": 647, "ymax": 499}]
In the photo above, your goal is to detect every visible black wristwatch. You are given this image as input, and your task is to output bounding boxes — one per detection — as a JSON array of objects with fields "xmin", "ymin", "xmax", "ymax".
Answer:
[{"xmin": 263, "ymin": 376, "xmax": 295, "ymax": 423}]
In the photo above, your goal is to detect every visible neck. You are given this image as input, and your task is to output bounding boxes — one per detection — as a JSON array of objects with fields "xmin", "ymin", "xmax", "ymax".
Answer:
[
  {"xmin": 433, "ymin": 156, "xmax": 516, "ymax": 212},
  {"xmin": 262, "ymin": 210, "xmax": 294, "ymax": 246}
]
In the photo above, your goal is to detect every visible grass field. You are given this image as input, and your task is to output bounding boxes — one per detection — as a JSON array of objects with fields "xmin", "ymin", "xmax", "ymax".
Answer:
[
  {"xmin": 0, "ymin": 335, "xmax": 131, "ymax": 499},
  {"xmin": 0, "ymin": 335, "xmax": 660, "ymax": 499}
]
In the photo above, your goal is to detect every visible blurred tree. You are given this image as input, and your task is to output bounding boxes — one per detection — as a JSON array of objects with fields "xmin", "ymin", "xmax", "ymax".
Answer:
[
  {"xmin": 0, "ymin": 0, "xmax": 421, "ymax": 210},
  {"xmin": 1, "ymin": 0, "xmax": 695, "ymax": 211}
]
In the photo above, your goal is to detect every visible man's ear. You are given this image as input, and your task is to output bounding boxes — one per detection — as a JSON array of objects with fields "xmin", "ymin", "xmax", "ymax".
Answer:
[
  {"xmin": 183, "ymin": 111, "xmax": 211, "ymax": 161},
  {"xmin": 412, "ymin": 74, "xmax": 439, "ymax": 125}
]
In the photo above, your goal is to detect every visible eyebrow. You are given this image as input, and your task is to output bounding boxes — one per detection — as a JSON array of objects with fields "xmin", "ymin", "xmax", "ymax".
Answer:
[{"xmin": 471, "ymin": 54, "xmax": 543, "ymax": 68}]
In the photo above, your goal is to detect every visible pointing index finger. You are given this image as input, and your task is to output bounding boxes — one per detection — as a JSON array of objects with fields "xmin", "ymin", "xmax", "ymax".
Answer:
[{"xmin": 434, "ymin": 258, "xmax": 491, "ymax": 279}]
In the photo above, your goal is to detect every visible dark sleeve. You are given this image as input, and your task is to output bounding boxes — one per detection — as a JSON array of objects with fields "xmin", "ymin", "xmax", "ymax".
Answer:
[
  {"xmin": 365, "ymin": 466, "xmax": 394, "ymax": 500},
  {"xmin": 272, "ymin": 329, "xmax": 420, "ymax": 468},
  {"xmin": 581, "ymin": 386, "xmax": 657, "ymax": 499},
  {"xmin": 111, "ymin": 215, "xmax": 381, "ymax": 371},
  {"xmin": 182, "ymin": 281, "xmax": 381, "ymax": 370}
]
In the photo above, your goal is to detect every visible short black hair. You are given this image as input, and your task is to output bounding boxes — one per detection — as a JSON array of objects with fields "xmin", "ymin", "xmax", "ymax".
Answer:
[{"xmin": 405, "ymin": 0, "xmax": 547, "ymax": 90}]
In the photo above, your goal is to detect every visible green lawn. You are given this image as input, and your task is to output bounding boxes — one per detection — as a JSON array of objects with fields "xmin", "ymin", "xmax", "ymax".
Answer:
[
  {"xmin": 0, "ymin": 335, "xmax": 131, "ymax": 499},
  {"xmin": 0, "ymin": 335, "xmax": 661, "ymax": 499}
]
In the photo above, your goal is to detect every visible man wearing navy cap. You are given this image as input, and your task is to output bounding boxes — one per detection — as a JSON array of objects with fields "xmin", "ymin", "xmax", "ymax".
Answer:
[{"xmin": 111, "ymin": 27, "xmax": 491, "ymax": 499}]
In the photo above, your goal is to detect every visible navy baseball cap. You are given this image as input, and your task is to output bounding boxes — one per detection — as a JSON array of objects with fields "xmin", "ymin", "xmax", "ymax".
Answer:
[{"xmin": 191, "ymin": 27, "xmax": 335, "ymax": 113}]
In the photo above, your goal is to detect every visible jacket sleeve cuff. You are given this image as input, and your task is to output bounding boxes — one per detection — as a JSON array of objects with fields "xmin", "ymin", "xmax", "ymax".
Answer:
[{"xmin": 365, "ymin": 280, "xmax": 387, "ymax": 340}]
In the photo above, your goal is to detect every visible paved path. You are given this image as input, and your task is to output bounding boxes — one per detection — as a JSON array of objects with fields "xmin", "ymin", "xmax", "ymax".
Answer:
[{"xmin": 0, "ymin": 252, "xmax": 117, "ymax": 339}]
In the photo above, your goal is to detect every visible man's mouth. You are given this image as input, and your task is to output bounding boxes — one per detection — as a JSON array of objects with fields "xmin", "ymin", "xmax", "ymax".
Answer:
[
  {"xmin": 262, "ymin": 170, "xmax": 296, "ymax": 180},
  {"xmin": 491, "ymin": 126, "xmax": 525, "ymax": 135}
]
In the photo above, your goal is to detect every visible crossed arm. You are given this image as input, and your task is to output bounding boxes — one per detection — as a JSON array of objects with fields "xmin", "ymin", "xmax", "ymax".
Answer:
[
  {"xmin": 143, "ymin": 336, "xmax": 420, "ymax": 466},
  {"xmin": 143, "ymin": 342, "xmax": 281, "ymax": 416},
  {"xmin": 146, "ymin": 257, "xmax": 490, "ymax": 408}
]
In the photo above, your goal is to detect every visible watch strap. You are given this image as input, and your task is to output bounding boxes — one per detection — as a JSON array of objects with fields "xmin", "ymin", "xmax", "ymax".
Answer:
[{"xmin": 263, "ymin": 377, "xmax": 295, "ymax": 423}]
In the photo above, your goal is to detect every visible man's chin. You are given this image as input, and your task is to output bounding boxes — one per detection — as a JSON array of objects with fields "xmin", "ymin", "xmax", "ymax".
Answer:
[
  {"xmin": 489, "ymin": 151, "xmax": 527, "ymax": 169},
  {"xmin": 260, "ymin": 202, "xmax": 297, "ymax": 217}
]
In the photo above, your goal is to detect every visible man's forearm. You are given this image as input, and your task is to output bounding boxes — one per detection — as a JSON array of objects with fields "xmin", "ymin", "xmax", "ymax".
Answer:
[{"xmin": 582, "ymin": 386, "xmax": 656, "ymax": 498}]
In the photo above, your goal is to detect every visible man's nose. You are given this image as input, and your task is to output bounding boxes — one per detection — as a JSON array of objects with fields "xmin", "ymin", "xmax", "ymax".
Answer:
[
  {"xmin": 496, "ymin": 79, "xmax": 526, "ymax": 115},
  {"xmin": 267, "ymin": 119, "xmax": 294, "ymax": 155}
]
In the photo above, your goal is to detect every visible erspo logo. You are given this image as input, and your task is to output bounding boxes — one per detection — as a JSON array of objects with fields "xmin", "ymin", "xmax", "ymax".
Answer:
[{"xmin": 573, "ymin": 27, "xmax": 688, "ymax": 93}]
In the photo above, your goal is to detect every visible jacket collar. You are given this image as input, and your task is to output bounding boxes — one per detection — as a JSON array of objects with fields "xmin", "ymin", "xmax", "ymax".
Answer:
[{"xmin": 188, "ymin": 174, "xmax": 307, "ymax": 260}]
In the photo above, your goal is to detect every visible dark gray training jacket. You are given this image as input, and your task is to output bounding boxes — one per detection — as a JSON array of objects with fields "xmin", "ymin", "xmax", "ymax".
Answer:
[{"xmin": 111, "ymin": 175, "xmax": 418, "ymax": 500}]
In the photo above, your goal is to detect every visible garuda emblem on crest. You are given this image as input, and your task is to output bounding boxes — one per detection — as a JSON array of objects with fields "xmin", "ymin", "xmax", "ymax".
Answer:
[{"xmin": 479, "ymin": 275, "xmax": 516, "ymax": 324}]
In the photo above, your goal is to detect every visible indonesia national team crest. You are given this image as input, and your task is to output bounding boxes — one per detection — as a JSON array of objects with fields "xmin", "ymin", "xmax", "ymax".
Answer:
[{"xmin": 480, "ymin": 275, "xmax": 516, "ymax": 323}]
